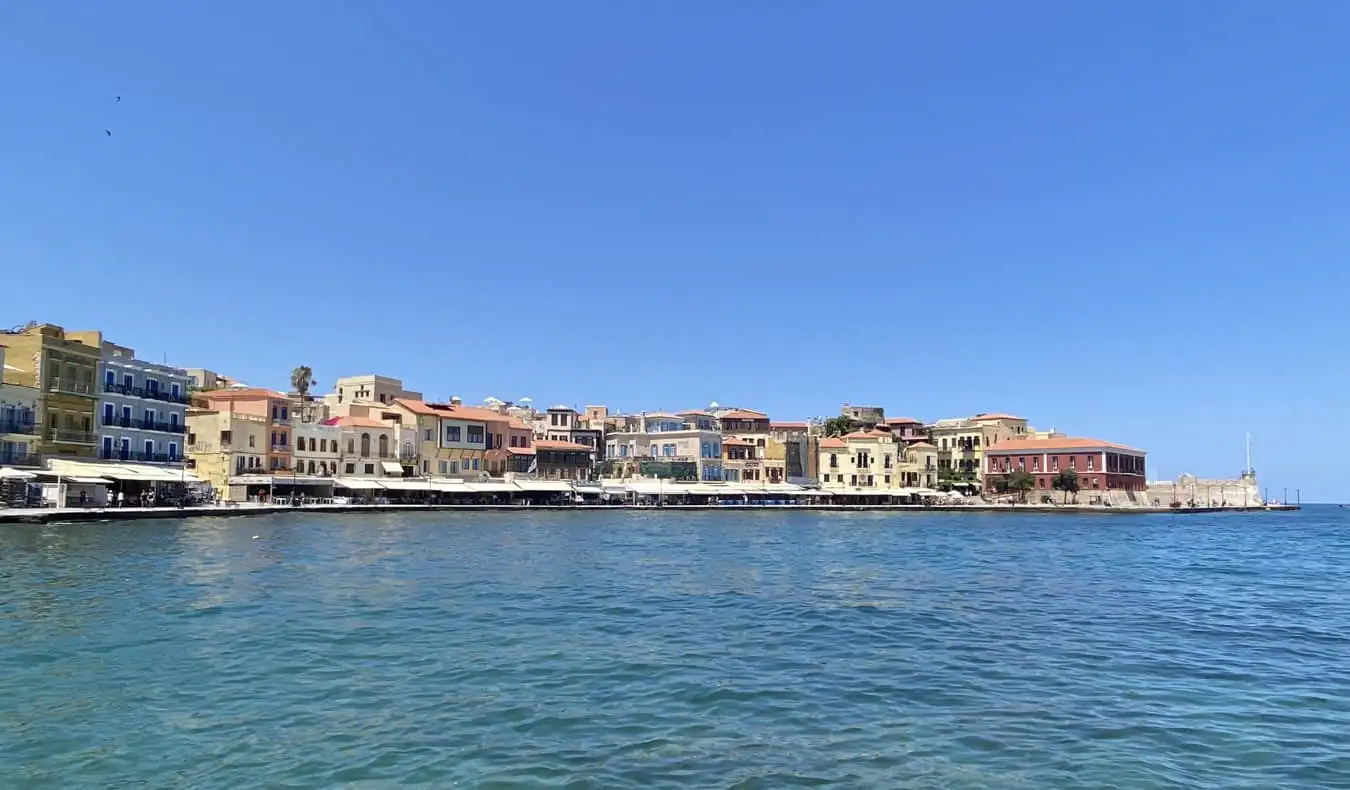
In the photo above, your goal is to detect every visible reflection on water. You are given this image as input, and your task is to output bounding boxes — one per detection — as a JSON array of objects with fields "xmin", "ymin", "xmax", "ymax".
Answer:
[{"xmin": 1, "ymin": 508, "xmax": 1349, "ymax": 788}]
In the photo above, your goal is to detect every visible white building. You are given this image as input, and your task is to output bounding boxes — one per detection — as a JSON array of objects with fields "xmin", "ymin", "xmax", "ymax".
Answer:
[
  {"xmin": 292, "ymin": 420, "xmax": 341, "ymax": 477},
  {"xmin": 94, "ymin": 340, "xmax": 188, "ymax": 468}
]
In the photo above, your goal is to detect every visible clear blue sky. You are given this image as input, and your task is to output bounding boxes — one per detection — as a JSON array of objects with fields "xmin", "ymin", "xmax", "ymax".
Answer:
[{"xmin": 4, "ymin": 1, "xmax": 1347, "ymax": 500}]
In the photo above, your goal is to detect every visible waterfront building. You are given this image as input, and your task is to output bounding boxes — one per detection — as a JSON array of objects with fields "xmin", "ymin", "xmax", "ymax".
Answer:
[
  {"xmin": 533, "ymin": 439, "xmax": 595, "ymax": 481},
  {"xmin": 186, "ymin": 409, "xmax": 271, "ymax": 492},
  {"xmin": 291, "ymin": 420, "xmax": 340, "ymax": 477},
  {"xmin": 676, "ymin": 410, "xmax": 720, "ymax": 431},
  {"xmin": 984, "ymin": 436, "xmax": 1148, "ymax": 498},
  {"xmin": 199, "ymin": 389, "xmax": 295, "ymax": 473},
  {"xmin": 818, "ymin": 425, "xmax": 938, "ymax": 493},
  {"xmin": 323, "ymin": 415, "xmax": 402, "ymax": 477},
  {"xmin": 718, "ymin": 409, "xmax": 785, "ymax": 484},
  {"xmin": 0, "ymin": 323, "xmax": 102, "ymax": 462},
  {"xmin": 926, "ymin": 413, "xmax": 1030, "ymax": 487},
  {"xmin": 503, "ymin": 413, "xmax": 535, "ymax": 476},
  {"xmin": 65, "ymin": 332, "xmax": 189, "ymax": 469},
  {"xmin": 603, "ymin": 413, "xmax": 723, "ymax": 481},
  {"xmin": 0, "ymin": 344, "xmax": 40, "ymax": 467},
  {"xmin": 769, "ymin": 422, "xmax": 816, "ymax": 483}
]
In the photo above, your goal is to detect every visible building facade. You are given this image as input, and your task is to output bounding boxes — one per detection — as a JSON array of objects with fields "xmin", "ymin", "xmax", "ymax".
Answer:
[
  {"xmin": 769, "ymin": 422, "xmax": 815, "ymax": 483},
  {"xmin": 927, "ymin": 413, "xmax": 1030, "ymax": 485},
  {"xmin": 818, "ymin": 426, "xmax": 938, "ymax": 492},
  {"xmin": 533, "ymin": 440, "xmax": 594, "ymax": 480},
  {"xmin": 0, "ymin": 344, "xmax": 39, "ymax": 467},
  {"xmin": 200, "ymin": 389, "xmax": 295, "ymax": 473},
  {"xmin": 718, "ymin": 409, "xmax": 783, "ymax": 483},
  {"xmin": 326, "ymin": 415, "xmax": 401, "ymax": 477},
  {"xmin": 186, "ymin": 409, "xmax": 271, "ymax": 492},
  {"xmin": 291, "ymin": 420, "xmax": 341, "ymax": 477},
  {"xmin": 73, "ymin": 333, "xmax": 189, "ymax": 468},
  {"xmin": 0, "ymin": 323, "xmax": 101, "ymax": 462},
  {"xmin": 604, "ymin": 413, "xmax": 723, "ymax": 481},
  {"xmin": 984, "ymin": 437, "xmax": 1148, "ymax": 496}
]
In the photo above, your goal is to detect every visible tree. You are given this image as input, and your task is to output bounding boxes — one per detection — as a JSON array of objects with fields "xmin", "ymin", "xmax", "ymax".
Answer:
[
  {"xmin": 824, "ymin": 415, "xmax": 861, "ymax": 437},
  {"xmin": 1007, "ymin": 469, "xmax": 1035, "ymax": 503},
  {"xmin": 1052, "ymin": 469, "xmax": 1080, "ymax": 504},
  {"xmin": 291, "ymin": 366, "xmax": 315, "ymax": 400}
]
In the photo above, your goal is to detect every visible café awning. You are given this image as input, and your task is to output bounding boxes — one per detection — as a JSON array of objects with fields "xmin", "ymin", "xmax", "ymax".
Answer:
[{"xmin": 380, "ymin": 461, "xmax": 404, "ymax": 475}]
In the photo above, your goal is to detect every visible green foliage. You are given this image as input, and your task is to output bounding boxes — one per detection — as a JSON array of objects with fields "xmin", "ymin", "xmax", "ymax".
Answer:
[
  {"xmin": 291, "ymin": 366, "xmax": 315, "ymax": 399},
  {"xmin": 824, "ymin": 416, "xmax": 861, "ymax": 437},
  {"xmin": 1052, "ymin": 469, "xmax": 1080, "ymax": 503},
  {"xmin": 1007, "ymin": 469, "xmax": 1035, "ymax": 503}
]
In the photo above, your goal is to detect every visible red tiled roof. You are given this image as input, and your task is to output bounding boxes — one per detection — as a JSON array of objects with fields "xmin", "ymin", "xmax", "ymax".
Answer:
[
  {"xmin": 723, "ymin": 437, "xmax": 755, "ymax": 447},
  {"xmin": 885, "ymin": 416, "xmax": 922, "ymax": 425},
  {"xmin": 971, "ymin": 413, "xmax": 1025, "ymax": 422},
  {"xmin": 820, "ymin": 437, "xmax": 846, "ymax": 449},
  {"xmin": 535, "ymin": 440, "xmax": 593, "ymax": 452},
  {"xmin": 395, "ymin": 398, "xmax": 500, "ymax": 423},
  {"xmin": 677, "ymin": 410, "xmax": 711, "ymax": 416},
  {"xmin": 770, "ymin": 421, "xmax": 809, "ymax": 429},
  {"xmin": 719, "ymin": 409, "xmax": 768, "ymax": 420},
  {"xmin": 392, "ymin": 398, "xmax": 444, "ymax": 416},
  {"xmin": 908, "ymin": 441, "xmax": 937, "ymax": 450},
  {"xmin": 986, "ymin": 436, "xmax": 1144, "ymax": 454},
  {"xmin": 843, "ymin": 430, "xmax": 891, "ymax": 441},
  {"xmin": 323, "ymin": 415, "xmax": 389, "ymax": 429},
  {"xmin": 507, "ymin": 446, "xmax": 536, "ymax": 455}
]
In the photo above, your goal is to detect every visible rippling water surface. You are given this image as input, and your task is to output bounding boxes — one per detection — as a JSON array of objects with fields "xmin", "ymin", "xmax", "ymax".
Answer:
[{"xmin": 2, "ymin": 508, "xmax": 1349, "ymax": 788}]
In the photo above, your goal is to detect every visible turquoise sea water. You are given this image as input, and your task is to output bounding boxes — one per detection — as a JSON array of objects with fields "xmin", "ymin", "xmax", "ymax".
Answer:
[{"xmin": 2, "ymin": 508, "xmax": 1348, "ymax": 788}]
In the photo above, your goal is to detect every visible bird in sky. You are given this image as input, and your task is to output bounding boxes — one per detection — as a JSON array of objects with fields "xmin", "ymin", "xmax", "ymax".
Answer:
[
  {"xmin": 116, "ymin": 96, "xmax": 121, "ymax": 102},
  {"xmin": 104, "ymin": 129, "xmax": 111, "ymax": 136}
]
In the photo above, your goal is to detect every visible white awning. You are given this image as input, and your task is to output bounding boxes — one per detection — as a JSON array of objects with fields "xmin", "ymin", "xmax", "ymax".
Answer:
[
  {"xmin": 334, "ymin": 477, "xmax": 387, "ymax": 490},
  {"xmin": 380, "ymin": 479, "xmax": 433, "ymax": 491},
  {"xmin": 67, "ymin": 476, "xmax": 112, "ymax": 484},
  {"xmin": 468, "ymin": 481, "xmax": 521, "ymax": 493},
  {"xmin": 515, "ymin": 480, "xmax": 574, "ymax": 492},
  {"xmin": 380, "ymin": 461, "xmax": 404, "ymax": 475},
  {"xmin": 428, "ymin": 478, "xmax": 474, "ymax": 492},
  {"xmin": 0, "ymin": 467, "xmax": 36, "ymax": 479}
]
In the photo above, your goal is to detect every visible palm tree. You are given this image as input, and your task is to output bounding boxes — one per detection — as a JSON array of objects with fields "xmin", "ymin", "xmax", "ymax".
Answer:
[{"xmin": 290, "ymin": 366, "xmax": 315, "ymax": 400}]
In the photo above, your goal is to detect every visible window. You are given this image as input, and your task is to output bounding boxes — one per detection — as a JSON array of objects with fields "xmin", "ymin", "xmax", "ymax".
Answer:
[
  {"xmin": 347, "ymin": 438, "xmax": 355, "ymax": 453},
  {"xmin": 171, "ymin": 383, "xmax": 181, "ymax": 399},
  {"xmin": 168, "ymin": 442, "xmax": 178, "ymax": 460},
  {"xmin": 439, "ymin": 460, "xmax": 448, "ymax": 474},
  {"xmin": 144, "ymin": 439, "xmax": 154, "ymax": 457},
  {"xmin": 308, "ymin": 460, "xmax": 316, "ymax": 474},
  {"xmin": 364, "ymin": 463, "xmax": 374, "ymax": 475},
  {"xmin": 248, "ymin": 434, "xmax": 255, "ymax": 448},
  {"xmin": 1069, "ymin": 457, "xmax": 1076, "ymax": 470},
  {"xmin": 829, "ymin": 454, "xmax": 838, "ymax": 468},
  {"xmin": 280, "ymin": 433, "xmax": 288, "ymax": 447},
  {"xmin": 850, "ymin": 474, "xmax": 857, "ymax": 486},
  {"xmin": 360, "ymin": 433, "xmax": 371, "ymax": 456},
  {"xmin": 446, "ymin": 426, "xmax": 461, "ymax": 443},
  {"xmin": 1087, "ymin": 456, "xmax": 1095, "ymax": 471},
  {"xmin": 884, "ymin": 475, "xmax": 891, "ymax": 485},
  {"xmin": 884, "ymin": 454, "xmax": 892, "ymax": 469},
  {"xmin": 103, "ymin": 403, "xmax": 114, "ymax": 423},
  {"xmin": 467, "ymin": 426, "xmax": 484, "ymax": 444},
  {"xmin": 449, "ymin": 460, "xmax": 459, "ymax": 474},
  {"xmin": 170, "ymin": 412, "xmax": 180, "ymax": 431},
  {"xmin": 123, "ymin": 373, "xmax": 134, "ymax": 390},
  {"xmin": 345, "ymin": 463, "xmax": 355, "ymax": 474},
  {"xmin": 424, "ymin": 428, "xmax": 433, "ymax": 441},
  {"xmin": 280, "ymin": 406, "xmax": 288, "ymax": 420},
  {"xmin": 866, "ymin": 475, "xmax": 873, "ymax": 486},
  {"xmin": 271, "ymin": 431, "xmax": 277, "ymax": 446},
  {"xmin": 1051, "ymin": 457, "xmax": 1059, "ymax": 472},
  {"xmin": 471, "ymin": 459, "xmax": 479, "ymax": 471},
  {"xmin": 377, "ymin": 434, "xmax": 389, "ymax": 457},
  {"xmin": 104, "ymin": 370, "xmax": 115, "ymax": 388},
  {"xmin": 143, "ymin": 409, "xmax": 155, "ymax": 427},
  {"xmin": 422, "ymin": 460, "xmax": 429, "ymax": 473},
  {"xmin": 662, "ymin": 443, "xmax": 676, "ymax": 457}
]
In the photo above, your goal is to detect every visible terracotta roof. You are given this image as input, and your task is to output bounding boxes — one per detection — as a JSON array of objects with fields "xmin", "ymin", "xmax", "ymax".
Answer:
[
  {"xmin": 820, "ymin": 437, "xmax": 847, "ymax": 449},
  {"xmin": 534, "ymin": 439, "xmax": 593, "ymax": 452},
  {"xmin": 719, "ymin": 409, "xmax": 768, "ymax": 420},
  {"xmin": 506, "ymin": 446, "xmax": 536, "ymax": 455},
  {"xmin": 908, "ymin": 441, "xmax": 937, "ymax": 450},
  {"xmin": 392, "ymin": 398, "xmax": 444, "ymax": 416},
  {"xmin": 394, "ymin": 398, "xmax": 500, "ymax": 423},
  {"xmin": 203, "ymin": 387, "xmax": 287, "ymax": 401},
  {"xmin": 770, "ymin": 421, "xmax": 809, "ymax": 429},
  {"xmin": 971, "ymin": 413, "xmax": 1025, "ymax": 422},
  {"xmin": 885, "ymin": 417, "xmax": 922, "ymax": 425},
  {"xmin": 507, "ymin": 418, "xmax": 533, "ymax": 431},
  {"xmin": 323, "ymin": 415, "xmax": 389, "ymax": 429},
  {"xmin": 986, "ymin": 436, "xmax": 1144, "ymax": 454},
  {"xmin": 677, "ymin": 410, "xmax": 712, "ymax": 417},
  {"xmin": 723, "ymin": 437, "xmax": 755, "ymax": 447},
  {"xmin": 843, "ymin": 430, "xmax": 891, "ymax": 441}
]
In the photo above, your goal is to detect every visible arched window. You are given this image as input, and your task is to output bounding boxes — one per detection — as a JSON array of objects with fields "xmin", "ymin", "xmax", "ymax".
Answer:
[
  {"xmin": 378, "ymin": 433, "xmax": 389, "ymax": 458},
  {"xmin": 360, "ymin": 433, "xmax": 371, "ymax": 457}
]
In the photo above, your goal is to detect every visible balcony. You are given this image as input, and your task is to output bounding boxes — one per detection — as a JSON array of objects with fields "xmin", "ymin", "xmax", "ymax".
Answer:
[
  {"xmin": 103, "ymin": 382, "xmax": 190, "ymax": 405},
  {"xmin": 0, "ymin": 419, "xmax": 37, "ymax": 435},
  {"xmin": 100, "ymin": 415, "xmax": 187, "ymax": 434},
  {"xmin": 99, "ymin": 449, "xmax": 180, "ymax": 464},
  {"xmin": 46, "ymin": 427, "xmax": 96, "ymax": 444},
  {"xmin": 270, "ymin": 444, "xmax": 291, "ymax": 452},
  {"xmin": 46, "ymin": 378, "xmax": 94, "ymax": 396}
]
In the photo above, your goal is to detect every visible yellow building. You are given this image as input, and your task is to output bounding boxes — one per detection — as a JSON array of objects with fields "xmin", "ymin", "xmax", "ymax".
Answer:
[
  {"xmin": 0, "ymin": 323, "xmax": 100, "ymax": 461},
  {"xmin": 818, "ymin": 426, "xmax": 939, "ymax": 494},
  {"xmin": 0, "ymin": 343, "xmax": 40, "ymax": 467},
  {"xmin": 926, "ymin": 413, "xmax": 1029, "ymax": 487},
  {"xmin": 185, "ymin": 409, "xmax": 271, "ymax": 494}
]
